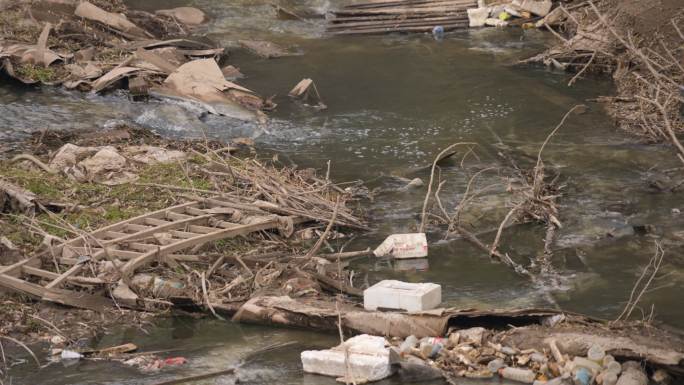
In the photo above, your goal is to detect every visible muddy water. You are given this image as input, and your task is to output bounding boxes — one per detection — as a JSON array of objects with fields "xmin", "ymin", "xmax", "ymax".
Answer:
[{"xmin": 3, "ymin": 1, "xmax": 684, "ymax": 384}]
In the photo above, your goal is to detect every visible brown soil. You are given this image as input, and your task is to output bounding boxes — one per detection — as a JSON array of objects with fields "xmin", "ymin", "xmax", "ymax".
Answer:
[{"xmin": 526, "ymin": 0, "xmax": 684, "ymax": 154}]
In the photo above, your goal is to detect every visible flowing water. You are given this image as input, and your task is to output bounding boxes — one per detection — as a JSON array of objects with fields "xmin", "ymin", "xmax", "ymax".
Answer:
[{"xmin": 2, "ymin": 1, "xmax": 684, "ymax": 384}]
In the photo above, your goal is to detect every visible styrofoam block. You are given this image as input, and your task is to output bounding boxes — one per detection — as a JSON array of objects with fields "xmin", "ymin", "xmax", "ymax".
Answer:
[
  {"xmin": 467, "ymin": 7, "xmax": 490, "ymax": 27},
  {"xmin": 301, "ymin": 335, "xmax": 394, "ymax": 382},
  {"xmin": 373, "ymin": 233, "xmax": 427, "ymax": 259},
  {"xmin": 363, "ymin": 280, "xmax": 441, "ymax": 312}
]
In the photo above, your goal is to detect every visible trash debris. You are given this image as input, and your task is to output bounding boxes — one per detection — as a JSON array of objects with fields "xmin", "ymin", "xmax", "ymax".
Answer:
[
  {"xmin": 301, "ymin": 334, "xmax": 395, "ymax": 382},
  {"xmin": 485, "ymin": 18, "xmax": 509, "ymax": 27},
  {"xmin": 75, "ymin": 2, "xmax": 151, "ymax": 40},
  {"xmin": 327, "ymin": 0, "xmax": 474, "ymax": 35},
  {"xmin": 468, "ymin": 7, "xmax": 490, "ymax": 27},
  {"xmin": 363, "ymin": 280, "xmax": 441, "ymax": 312},
  {"xmin": 373, "ymin": 233, "xmax": 428, "ymax": 259},
  {"xmin": 60, "ymin": 350, "xmax": 83, "ymax": 360},
  {"xmin": 289, "ymin": 78, "xmax": 326, "ymax": 109},
  {"xmin": 151, "ymin": 58, "xmax": 268, "ymax": 121}
]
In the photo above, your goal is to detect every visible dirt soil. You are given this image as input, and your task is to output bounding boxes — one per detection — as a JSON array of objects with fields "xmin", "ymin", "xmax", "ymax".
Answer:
[{"xmin": 527, "ymin": 0, "xmax": 684, "ymax": 154}]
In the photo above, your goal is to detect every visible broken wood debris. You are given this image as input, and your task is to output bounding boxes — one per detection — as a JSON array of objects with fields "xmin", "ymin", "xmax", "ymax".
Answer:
[
  {"xmin": 289, "ymin": 78, "xmax": 327, "ymax": 109},
  {"xmin": 0, "ymin": 143, "xmax": 368, "ymax": 315},
  {"xmin": 327, "ymin": 0, "xmax": 476, "ymax": 35},
  {"xmin": 0, "ymin": 1, "xmax": 270, "ymax": 121}
]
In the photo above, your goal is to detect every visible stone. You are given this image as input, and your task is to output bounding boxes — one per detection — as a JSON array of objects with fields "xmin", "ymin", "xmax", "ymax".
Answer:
[
  {"xmin": 514, "ymin": 0, "xmax": 553, "ymax": 16},
  {"xmin": 363, "ymin": 280, "xmax": 441, "ymax": 312},
  {"xmin": 155, "ymin": 7, "xmax": 206, "ymax": 25},
  {"xmin": 301, "ymin": 335, "xmax": 394, "ymax": 382}
]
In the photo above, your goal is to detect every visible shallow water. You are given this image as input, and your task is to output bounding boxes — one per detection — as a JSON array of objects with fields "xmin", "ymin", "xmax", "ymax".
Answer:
[{"xmin": 2, "ymin": 1, "xmax": 684, "ymax": 384}]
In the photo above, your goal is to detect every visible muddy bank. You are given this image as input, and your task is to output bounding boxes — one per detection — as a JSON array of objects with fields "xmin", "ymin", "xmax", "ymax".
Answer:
[{"xmin": 522, "ymin": 0, "xmax": 684, "ymax": 161}]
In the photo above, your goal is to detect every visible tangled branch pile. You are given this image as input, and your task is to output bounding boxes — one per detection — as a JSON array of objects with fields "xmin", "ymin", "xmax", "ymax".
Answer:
[{"xmin": 522, "ymin": 0, "xmax": 684, "ymax": 162}]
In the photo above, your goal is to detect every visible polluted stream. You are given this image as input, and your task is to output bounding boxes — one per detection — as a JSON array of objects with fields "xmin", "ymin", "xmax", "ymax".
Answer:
[{"xmin": 2, "ymin": 1, "xmax": 684, "ymax": 384}]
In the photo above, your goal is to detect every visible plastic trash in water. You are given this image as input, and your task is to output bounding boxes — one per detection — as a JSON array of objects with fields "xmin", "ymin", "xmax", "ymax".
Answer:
[
  {"xmin": 487, "ymin": 358, "xmax": 505, "ymax": 373},
  {"xmin": 418, "ymin": 341, "xmax": 442, "ymax": 358},
  {"xmin": 399, "ymin": 335, "xmax": 418, "ymax": 356},
  {"xmin": 373, "ymin": 233, "xmax": 428, "ymax": 259},
  {"xmin": 574, "ymin": 368, "xmax": 591, "ymax": 385},
  {"xmin": 501, "ymin": 367, "xmax": 536, "ymax": 383},
  {"xmin": 498, "ymin": 11, "xmax": 511, "ymax": 20},
  {"xmin": 587, "ymin": 344, "xmax": 605, "ymax": 363},
  {"xmin": 432, "ymin": 26, "xmax": 444, "ymax": 40},
  {"xmin": 61, "ymin": 350, "xmax": 83, "ymax": 360}
]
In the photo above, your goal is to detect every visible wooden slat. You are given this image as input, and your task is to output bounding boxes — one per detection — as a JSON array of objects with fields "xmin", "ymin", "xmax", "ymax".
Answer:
[
  {"xmin": 166, "ymin": 211, "xmax": 193, "ymax": 220},
  {"xmin": 23, "ymin": 266, "xmax": 105, "ymax": 285},
  {"xmin": 188, "ymin": 224, "xmax": 220, "ymax": 234},
  {"xmin": 121, "ymin": 216, "xmax": 309, "ymax": 276},
  {"xmin": 126, "ymin": 242, "xmax": 160, "ymax": 252},
  {"xmin": 45, "ymin": 263, "xmax": 84, "ymax": 289},
  {"xmin": 125, "ymin": 223, "xmax": 154, "ymax": 232},
  {"xmin": 0, "ymin": 257, "xmax": 40, "ymax": 277},
  {"xmin": 169, "ymin": 230, "xmax": 198, "ymax": 239},
  {"xmin": 57, "ymin": 201, "xmax": 201, "ymax": 249}
]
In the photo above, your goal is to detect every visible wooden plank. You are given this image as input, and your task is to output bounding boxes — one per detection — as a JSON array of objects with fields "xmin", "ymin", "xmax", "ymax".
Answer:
[
  {"xmin": 0, "ymin": 257, "xmax": 40, "ymax": 277},
  {"xmin": 22, "ymin": 266, "xmax": 105, "ymax": 285},
  {"xmin": 345, "ymin": 0, "xmax": 475, "ymax": 9},
  {"xmin": 328, "ymin": 15, "xmax": 467, "ymax": 30},
  {"xmin": 52, "ymin": 201, "xmax": 201, "ymax": 250},
  {"xmin": 125, "ymin": 223, "xmax": 154, "ymax": 232},
  {"xmin": 104, "ymin": 231, "xmax": 129, "ymax": 239},
  {"xmin": 42, "ymin": 288, "xmax": 112, "ymax": 312},
  {"xmin": 121, "ymin": 216, "xmax": 309, "ymax": 276},
  {"xmin": 45, "ymin": 263, "xmax": 84, "ymax": 289},
  {"xmin": 188, "ymin": 224, "xmax": 221, "ymax": 234},
  {"xmin": 169, "ymin": 230, "xmax": 198, "ymax": 239},
  {"xmin": 0, "ymin": 273, "xmax": 46, "ymax": 297},
  {"xmin": 98, "ymin": 214, "xmax": 214, "ymax": 246},
  {"xmin": 330, "ymin": 21, "xmax": 468, "ymax": 35},
  {"xmin": 126, "ymin": 242, "xmax": 160, "ymax": 252},
  {"xmin": 166, "ymin": 211, "xmax": 193, "ymax": 220}
]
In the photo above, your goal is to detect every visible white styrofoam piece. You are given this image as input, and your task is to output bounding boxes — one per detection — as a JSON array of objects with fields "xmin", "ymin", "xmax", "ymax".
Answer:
[
  {"xmin": 301, "ymin": 335, "xmax": 394, "ymax": 382},
  {"xmin": 373, "ymin": 233, "xmax": 428, "ymax": 259},
  {"xmin": 467, "ymin": 7, "xmax": 490, "ymax": 27},
  {"xmin": 363, "ymin": 280, "xmax": 441, "ymax": 312}
]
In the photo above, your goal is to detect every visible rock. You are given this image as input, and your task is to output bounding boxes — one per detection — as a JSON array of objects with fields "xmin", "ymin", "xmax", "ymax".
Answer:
[
  {"xmin": 363, "ymin": 280, "xmax": 441, "ymax": 312},
  {"xmin": 155, "ymin": 7, "xmax": 206, "ymax": 25},
  {"xmin": 49, "ymin": 143, "xmax": 99, "ymax": 171},
  {"xmin": 514, "ymin": 0, "xmax": 553, "ymax": 16},
  {"xmin": 301, "ymin": 335, "xmax": 395, "ymax": 382},
  {"xmin": 77, "ymin": 146, "xmax": 137, "ymax": 185}
]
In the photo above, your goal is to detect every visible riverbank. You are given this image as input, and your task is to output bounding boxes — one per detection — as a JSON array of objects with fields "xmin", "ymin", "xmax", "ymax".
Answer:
[{"xmin": 1, "ymin": 0, "xmax": 684, "ymax": 384}]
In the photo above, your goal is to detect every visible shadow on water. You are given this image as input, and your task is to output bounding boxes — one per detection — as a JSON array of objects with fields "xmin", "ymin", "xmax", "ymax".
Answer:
[{"xmin": 2, "ymin": 1, "xmax": 684, "ymax": 384}]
